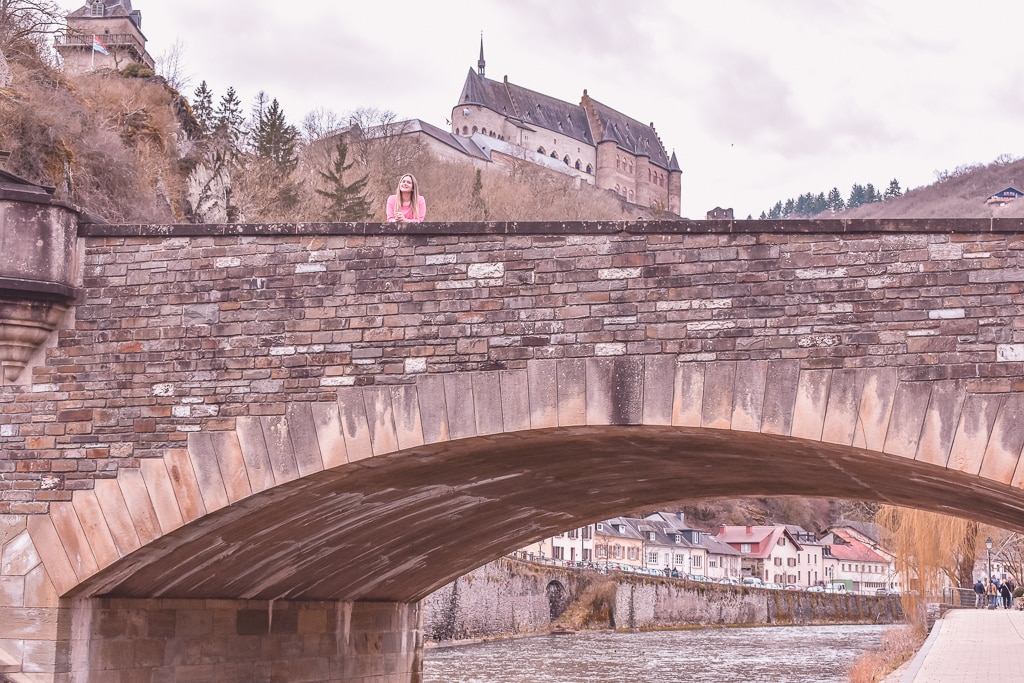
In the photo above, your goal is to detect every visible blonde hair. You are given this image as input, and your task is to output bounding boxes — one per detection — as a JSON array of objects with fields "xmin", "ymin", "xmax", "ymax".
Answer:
[{"xmin": 394, "ymin": 173, "xmax": 421, "ymax": 219}]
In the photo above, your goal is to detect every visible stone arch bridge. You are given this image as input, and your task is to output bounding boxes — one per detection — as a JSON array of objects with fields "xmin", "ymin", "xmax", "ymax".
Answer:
[{"xmin": 3, "ymin": 188, "xmax": 1024, "ymax": 681}]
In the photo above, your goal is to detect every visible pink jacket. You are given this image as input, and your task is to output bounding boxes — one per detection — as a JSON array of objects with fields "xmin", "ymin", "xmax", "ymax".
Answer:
[{"xmin": 386, "ymin": 195, "xmax": 427, "ymax": 222}]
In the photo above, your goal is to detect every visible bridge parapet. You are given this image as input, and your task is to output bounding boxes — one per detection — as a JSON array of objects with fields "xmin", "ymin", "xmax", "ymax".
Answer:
[{"xmin": 3, "ymin": 219, "xmax": 1024, "ymax": 508}]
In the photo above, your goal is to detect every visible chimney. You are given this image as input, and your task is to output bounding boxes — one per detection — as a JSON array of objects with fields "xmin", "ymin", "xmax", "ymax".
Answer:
[
  {"xmin": 0, "ymin": 151, "xmax": 10, "ymax": 169},
  {"xmin": 677, "ymin": 511, "xmax": 685, "ymax": 524},
  {"xmin": 719, "ymin": 525, "xmax": 726, "ymax": 535},
  {"xmin": 745, "ymin": 526, "xmax": 752, "ymax": 534}
]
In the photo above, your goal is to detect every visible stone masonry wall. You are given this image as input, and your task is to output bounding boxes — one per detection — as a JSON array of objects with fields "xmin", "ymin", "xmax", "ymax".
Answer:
[
  {"xmin": 424, "ymin": 558, "xmax": 902, "ymax": 644},
  {"xmin": 3, "ymin": 220, "xmax": 1024, "ymax": 511}
]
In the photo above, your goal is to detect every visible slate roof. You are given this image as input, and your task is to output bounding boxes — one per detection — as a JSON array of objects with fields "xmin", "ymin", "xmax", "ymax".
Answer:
[
  {"xmin": 716, "ymin": 525, "xmax": 804, "ymax": 559},
  {"xmin": 458, "ymin": 69, "xmax": 594, "ymax": 147},
  {"xmin": 583, "ymin": 93, "xmax": 675, "ymax": 170},
  {"xmin": 67, "ymin": 0, "xmax": 142, "ymax": 29}
]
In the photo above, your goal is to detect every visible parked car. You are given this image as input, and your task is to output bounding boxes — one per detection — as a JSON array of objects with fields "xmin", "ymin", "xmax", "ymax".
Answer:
[
  {"xmin": 763, "ymin": 582, "xmax": 784, "ymax": 590},
  {"xmin": 784, "ymin": 584, "xmax": 803, "ymax": 591},
  {"xmin": 806, "ymin": 585, "xmax": 825, "ymax": 592},
  {"xmin": 686, "ymin": 574, "xmax": 711, "ymax": 582},
  {"xmin": 875, "ymin": 588, "xmax": 900, "ymax": 596},
  {"xmin": 741, "ymin": 577, "xmax": 764, "ymax": 587},
  {"xmin": 719, "ymin": 577, "xmax": 741, "ymax": 586}
]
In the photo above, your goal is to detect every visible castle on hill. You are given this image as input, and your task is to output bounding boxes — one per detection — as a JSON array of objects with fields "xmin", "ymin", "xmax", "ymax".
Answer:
[
  {"xmin": 56, "ymin": 0, "xmax": 154, "ymax": 75},
  {"xmin": 452, "ymin": 41, "xmax": 682, "ymax": 215},
  {"xmin": 355, "ymin": 40, "xmax": 683, "ymax": 216}
]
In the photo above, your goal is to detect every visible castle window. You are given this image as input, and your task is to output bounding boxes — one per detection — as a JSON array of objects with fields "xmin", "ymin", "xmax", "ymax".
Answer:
[
  {"xmin": 550, "ymin": 151, "xmax": 557, "ymax": 159},
  {"xmin": 575, "ymin": 160, "xmax": 581, "ymax": 170},
  {"xmin": 537, "ymin": 146, "xmax": 545, "ymax": 154},
  {"xmin": 472, "ymin": 126, "xmax": 478, "ymax": 134},
  {"xmin": 586, "ymin": 164, "xmax": 593, "ymax": 174},
  {"xmin": 563, "ymin": 155, "xmax": 570, "ymax": 165},
  {"xmin": 462, "ymin": 126, "xmax": 468, "ymax": 135},
  {"xmin": 629, "ymin": 190, "xmax": 634, "ymax": 201},
  {"xmin": 481, "ymin": 127, "xmax": 487, "ymax": 135}
]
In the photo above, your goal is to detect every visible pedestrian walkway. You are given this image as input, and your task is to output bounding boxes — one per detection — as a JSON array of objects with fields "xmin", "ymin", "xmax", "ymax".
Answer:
[{"xmin": 898, "ymin": 608, "xmax": 1024, "ymax": 682}]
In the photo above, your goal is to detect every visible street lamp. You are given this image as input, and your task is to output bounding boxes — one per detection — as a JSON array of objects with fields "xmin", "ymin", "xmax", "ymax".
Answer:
[{"xmin": 986, "ymin": 536, "xmax": 994, "ymax": 605}]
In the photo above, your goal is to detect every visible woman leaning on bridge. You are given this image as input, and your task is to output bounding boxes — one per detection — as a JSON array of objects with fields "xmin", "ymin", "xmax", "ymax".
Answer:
[{"xmin": 386, "ymin": 173, "xmax": 427, "ymax": 223}]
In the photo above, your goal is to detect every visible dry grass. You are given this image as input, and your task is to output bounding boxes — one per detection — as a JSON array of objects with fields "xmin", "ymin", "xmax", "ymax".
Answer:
[
  {"xmin": 838, "ymin": 155, "xmax": 1024, "ymax": 219},
  {"xmin": 846, "ymin": 624, "xmax": 927, "ymax": 683}
]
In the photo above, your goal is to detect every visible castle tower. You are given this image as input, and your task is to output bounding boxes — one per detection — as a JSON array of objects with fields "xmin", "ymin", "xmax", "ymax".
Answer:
[{"xmin": 56, "ymin": 0, "xmax": 154, "ymax": 75}]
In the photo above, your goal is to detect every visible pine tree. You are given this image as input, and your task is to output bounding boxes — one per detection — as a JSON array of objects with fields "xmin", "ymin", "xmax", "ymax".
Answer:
[
  {"xmin": 848, "ymin": 183, "xmax": 867, "ymax": 209},
  {"xmin": 316, "ymin": 138, "xmax": 371, "ymax": 221},
  {"xmin": 884, "ymin": 178, "xmax": 902, "ymax": 199},
  {"xmin": 214, "ymin": 86, "xmax": 246, "ymax": 147},
  {"xmin": 251, "ymin": 97, "xmax": 298, "ymax": 169},
  {"xmin": 826, "ymin": 187, "xmax": 845, "ymax": 212},
  {"xmin": 865, "ymin": 183, "xmax": 880, "ymax": 204},
  {"xmin": 191, "ymin": 80, "xmax": 214, "ymax": 136}
]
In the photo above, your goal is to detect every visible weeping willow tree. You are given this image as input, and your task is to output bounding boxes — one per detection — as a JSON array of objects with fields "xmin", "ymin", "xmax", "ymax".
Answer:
[{"xmin": 875, "ymin": 506, "xmax": 979, "ymax": 629}]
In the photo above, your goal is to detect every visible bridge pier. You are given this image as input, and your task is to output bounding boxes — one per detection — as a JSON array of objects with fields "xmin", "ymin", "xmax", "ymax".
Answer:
[{"xmin": 4, "ymin": 591, "xmax": 422, "ymax": 682}]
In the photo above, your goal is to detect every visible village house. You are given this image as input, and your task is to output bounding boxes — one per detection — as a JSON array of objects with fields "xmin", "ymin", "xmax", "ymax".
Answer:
[
  {"xmin": 820, "ymin": 526, "xmax": 898, "ymax": 593},
  {"xmin": 56, "ymin": 0, "xmax": 154, "ymax": 74},
  {"xmin": 715, "ymin": 525, "xmax": 824, "ymax": 587}
]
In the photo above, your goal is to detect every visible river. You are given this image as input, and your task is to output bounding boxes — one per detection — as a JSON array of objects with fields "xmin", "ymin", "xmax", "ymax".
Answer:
[{"xmin": 423, "ymin": 624, "xmax": 892, "ymax": 682}]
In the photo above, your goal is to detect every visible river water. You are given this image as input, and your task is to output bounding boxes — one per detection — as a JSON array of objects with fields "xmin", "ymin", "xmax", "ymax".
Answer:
[{"xmin": 423, "ymin": 624, "xmax": 892, "ymax": 682}]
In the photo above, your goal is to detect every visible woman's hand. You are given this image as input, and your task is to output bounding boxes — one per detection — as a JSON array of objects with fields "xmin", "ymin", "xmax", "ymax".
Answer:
[{"xmin": 394, "ymin": 210, "xmax": 406, "ymax": 223}]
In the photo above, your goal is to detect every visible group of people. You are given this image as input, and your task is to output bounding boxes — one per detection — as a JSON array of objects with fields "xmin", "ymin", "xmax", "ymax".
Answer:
[{"xmin": 974, "ymin": 576, "xmax": 1017, "ymax": 609}]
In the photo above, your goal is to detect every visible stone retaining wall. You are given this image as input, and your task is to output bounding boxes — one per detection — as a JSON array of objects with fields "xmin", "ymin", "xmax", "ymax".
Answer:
[{"xmin": 424, "ymin": 559, "xmax": 903, "ymax": 643}]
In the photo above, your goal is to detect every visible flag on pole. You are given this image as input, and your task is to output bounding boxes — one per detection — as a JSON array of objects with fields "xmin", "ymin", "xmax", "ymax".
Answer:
[{"xmin": 92, "ymin": 35, "xmax": 110, "ymax": 56}]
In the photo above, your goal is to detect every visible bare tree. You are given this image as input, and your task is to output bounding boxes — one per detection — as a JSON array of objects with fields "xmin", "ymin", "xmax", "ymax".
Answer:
[
  {"xmin": 0, "ymin": 0, "xmax": 64, "ymax": 58},
  {"xmin": 155, "ymin": 38, "xmax": 190, "ymax": 92}
]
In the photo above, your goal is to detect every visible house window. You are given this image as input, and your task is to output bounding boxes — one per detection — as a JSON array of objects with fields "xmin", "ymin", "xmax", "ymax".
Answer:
[
  {"xmin": 709, "ymin": 558, "xmax": 717, "ymax": 568},
  {"xmin": 692, "ymin": 556, "xmax": 702, "ymax": 568},
  {"xmin": 91, "ymin": 1, "xmax": 104, "ymax": 16},
  {"xmin": 787, "ymin": 558, "xmax": 797, "ymax": 567},
  {"xmin": 777, "ymin": 537, "xmax": 786, "ymax": 546},
  {"xmin": 553, "ymin": 547, "xmax": 564, "ymax": 560},
  {"xmin": 596, "ymin": 546, "xmax": 607, "ymax": 558},
  {"xmin": 648, "ymin": 552, "xmax": 659, "ymax": 564},
  {"xmin": 774, "ymin": 557, "xmax": 782, "ymax": 566},
  {"xmin": 596, "ymin": 523, "xmax": 604, "ymax": 532},
  {"xmin": 741, "ymin": 544, "xmax": 751, "ymax": 553},
  {"xmin": 583, "ymin": 526, "xmax": 592, "ymax": 539},
  {"xmin": 583, "ymin": 549, "xmax": 592, "ymax": 561},
  {"xmin": 614, "ymin": 546, "xmax": 623, "ymax": 559},
  {"xmin": 647, "ymin": 532, "xmax": 655, "ymax": 541},
  {"xmin": 675, "ymin": 554, "xmax": 686, "ymax": 565},
  {"xmin": 568, "ymin": 529, "xmax": 578, "ymax": 539},
  {"xmin": 628, "ymin": 548, "xmax": 638, "ymax": 560}
]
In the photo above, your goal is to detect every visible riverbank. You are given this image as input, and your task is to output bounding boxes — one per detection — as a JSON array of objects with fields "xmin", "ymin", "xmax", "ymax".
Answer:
[{"xmin": 423, "ymin": 558, "xmax": 904, "ymax": 644}]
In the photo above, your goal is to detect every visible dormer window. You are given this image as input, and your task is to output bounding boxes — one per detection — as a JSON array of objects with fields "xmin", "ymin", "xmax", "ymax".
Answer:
[
  {"xmin": 91, "ymin": 1, "xmax": 104, "ymax": 16},
  {"xmin": 647, "ymin": 531, "xmax": 655, "ymax": 541},
  {"xmin": 674, "ymin": 534, "xmax": 682, "ymax": 543}
]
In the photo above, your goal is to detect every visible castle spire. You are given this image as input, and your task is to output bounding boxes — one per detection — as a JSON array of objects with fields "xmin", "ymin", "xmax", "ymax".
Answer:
[{"xmin": 478, "ymin": 32, "xmax": 485, "ymax": 77}]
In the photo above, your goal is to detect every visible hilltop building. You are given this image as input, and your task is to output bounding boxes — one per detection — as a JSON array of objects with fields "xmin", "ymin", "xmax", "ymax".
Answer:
[
  {"xmin": 56, "ymin": 0, "xmax": 154, "ymax": 75},
  {"xmin": 346, "ymin": 40, "xmax": 683, "ymax": 215},
  {"xmin": 453, "ymin": 40, "xmax": 681, "ymax": 215}
]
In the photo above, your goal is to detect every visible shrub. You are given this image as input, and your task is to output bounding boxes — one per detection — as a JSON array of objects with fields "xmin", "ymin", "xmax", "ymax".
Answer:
[{"xmin": 121, "ymin": 63, "xmax": 154, "ymax": 78}]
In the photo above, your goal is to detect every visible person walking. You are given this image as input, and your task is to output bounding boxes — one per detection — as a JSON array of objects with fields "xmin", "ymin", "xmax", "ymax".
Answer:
[
  {"xmin": 1000, "ymin": 579, "xmax": 1013, "ymax": 609},
  {"xmin": 974, "ymin": 578, "xmax": 986, "ymax": 608},
  {"xmin": 988, "ymin": 578, "xmax": 1001, "ymax": 609}
]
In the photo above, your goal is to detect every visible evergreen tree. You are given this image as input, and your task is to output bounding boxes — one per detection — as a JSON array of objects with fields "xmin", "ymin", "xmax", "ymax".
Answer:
[
  {"xmin": 191, "ymin": 80, "xmax": 215, "ymax": 136},
  {"xmin": 814, "ymin": 192, "xmax": 827, "ymax": 215},
  {"xmin": 251, "ymin": 97, "xmax": 298, "ymax": 169},
  {"xmin": 768, "ymin": 201, "xmax": 783, "ymax": 219},
  {"xmin": 848, "ymin": 183, "xmax": 867, "ymax": 209},
  {"xmin": 865, "ymin": 183, "xmax": 880, "ymax": 204},
  {"xmin": 316, "ymin": 137, "xmax": 371, "ymax": 221},
  {"xmin": 782, "ymin": 198, "xmax": 795, "ymax": 217},
  {"xmin": 884, "ymin": 178, "xmax": 902, "ymax": 199},
  {"xmin": 214, "ymin": 86, "xmax": 246, "ymax": 147},
  {"xmin": 826, "ymin": 187, "xmax": 845, "ymax": 212}
]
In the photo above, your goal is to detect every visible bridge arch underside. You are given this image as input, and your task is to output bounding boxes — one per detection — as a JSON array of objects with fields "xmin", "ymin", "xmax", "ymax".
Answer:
[{"xmin": 72, "ymin": 425, "xmax": 1023, "ymax": 604}]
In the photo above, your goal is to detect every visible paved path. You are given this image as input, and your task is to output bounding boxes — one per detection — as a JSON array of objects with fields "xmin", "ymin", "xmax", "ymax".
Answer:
[{"xmin": 898, "ymin": 608, "xmax": 1024, "ymax": 682}]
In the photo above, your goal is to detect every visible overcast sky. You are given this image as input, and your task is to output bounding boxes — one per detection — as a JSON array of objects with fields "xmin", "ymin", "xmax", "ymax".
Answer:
[{"xmin": 58, "ymin": 0, "xmax": 1024, "ymax": 218}]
